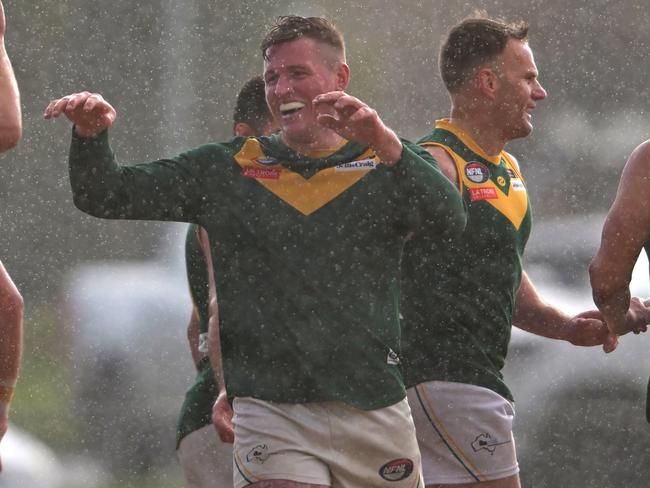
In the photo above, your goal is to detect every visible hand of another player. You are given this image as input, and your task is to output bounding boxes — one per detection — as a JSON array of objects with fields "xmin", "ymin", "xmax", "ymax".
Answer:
[
  {"xmin": 566, "ymin": 309, "xmax": 618, "ymax": 353},
  {"xmin": 44, "ymin": 92, "xmax": 116, "ymax": 138},
  {"xmin": 617, "ymin": 297, "xmax": 650, "ymax": 336},
  {"xmin": 313, "ymin": 91, "xmax": 402, "ymax": 165},
  {"xmin": 212, "ymin": 390, "xmax": 234, "ymax": 444}
]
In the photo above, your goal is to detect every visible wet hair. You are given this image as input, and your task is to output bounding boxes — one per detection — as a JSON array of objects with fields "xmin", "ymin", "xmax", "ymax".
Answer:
[
  {"xmin": 260, "ymin": 15, "xmax": 345, "ymax": 63},
  {"xmin": 232, "ymin": 75, "xmax": 272, "ymax": 134},
  {"xmin": 440, "ymin": 12, "xmax": 528, "ymax": 92}
]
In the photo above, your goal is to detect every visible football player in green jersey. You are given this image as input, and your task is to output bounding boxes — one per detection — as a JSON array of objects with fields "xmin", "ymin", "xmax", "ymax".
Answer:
[
  {"xmin": 176, "ymin": 75, "xmax": 278, "ymax": 488},
  {"xmin": 401, "ymin": 13, "xmax": 617, "ymax": 488},
  {"xmin": 45, "ymin": 15, "xmax": 465, "ymax": 488},
  {"xmin": 0, "ymin": 0, "xmax": 23, "ymax": 473}
]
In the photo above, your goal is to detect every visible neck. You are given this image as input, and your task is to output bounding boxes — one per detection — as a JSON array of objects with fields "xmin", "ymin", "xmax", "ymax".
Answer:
[
  {"xmin": 449, "ymin": 99, "xmax": 507, "ymax": 156},
  {"xmin": 282, "ymin": 130, "xmax": 345, "ymax": 156}
]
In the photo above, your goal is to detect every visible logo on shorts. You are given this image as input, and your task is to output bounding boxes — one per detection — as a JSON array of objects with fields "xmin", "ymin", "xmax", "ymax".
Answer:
[
  {"xmin": 387, "ymin": 348, "xmax": 401, "ymax": 366},
  {"xmin": 246, "ymin": 444, "xmax": 271, "ymax": 464},
  {"xmin": 471, "ymin": 433, "xmax": 512, "ymax": 455},
  {"xmin": 465, "ymin": 162, "xmax": 490, "ymax": 183},
  {"xmin": 379, "ymin": 458, "xmax": 414, "ymax": 481}
]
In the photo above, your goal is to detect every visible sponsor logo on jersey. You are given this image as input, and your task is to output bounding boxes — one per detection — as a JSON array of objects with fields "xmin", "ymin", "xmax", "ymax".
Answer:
[
  {"xmin": 379, "ymin": 458, "xmax": 414, "ymax": 481},
  {"xmin": 465, "ymin": 162, "xmax": 490, "ymax": 183},
  {"xmin": 510, "ymin": 178, "xmax": 525, "ymax": 191},
  {"xmin": 243, "ymin": 167, "xmax": 281, "ymax": 180},
  {"xmin": 387, "ymin": 348, "xmax": 400, "ymax": 365},
  {"xmin": 255, "ymin": 157, "xmax": 279, "ymax": 166},
  {"xmin": 335, "ymin": 158, "xmax": 377, "ymax": 172},
  {"xmin": 497, "ymin": 176, "xmax": 506, "ymax": 187},
  {"xmin": 471, "ymin": 433, "xmax": 512, "ymax": 455},
  {"xmin": 246, "ymin": 444, "xmax": 271, "ymax": 464},
  {"xmin": 469, "ymin": 187, "xmax": 498, "ymax": 202}
]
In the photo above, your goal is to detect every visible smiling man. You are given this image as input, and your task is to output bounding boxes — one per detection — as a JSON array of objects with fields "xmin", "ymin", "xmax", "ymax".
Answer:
[
  {"xmin": 45, "ymin": 15, "xmax": 465, "ymax": 488},
  {"xmin": 400, "ymin": 14, "xmax": 616, "ymax": 488}
]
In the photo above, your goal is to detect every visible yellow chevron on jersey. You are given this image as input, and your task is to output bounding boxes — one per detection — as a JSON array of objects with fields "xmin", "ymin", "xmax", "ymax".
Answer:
[
  {"xmin": 234, "ymin": 138, "xmax": 379, "ymax": 216},
  {"xmin": 460, "ymin": 152, "xmax": 528, "ymax": 230},
  {"xmin": 422, "ymin": 120, "xmax": 528, "ymax": 230}
]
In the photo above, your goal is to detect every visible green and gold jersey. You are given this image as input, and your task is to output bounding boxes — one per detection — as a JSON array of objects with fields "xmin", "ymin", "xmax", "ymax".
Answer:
[
  {"xmin": 401, "ymin": 119, "xmax": 532, "ymax": 401},
  {"xmin": 176, "ymin": 224, "xmax": 215, "ymax": 447},
  {"xmin": 69, "ymin": 130, "xmax": 465, "ymax": 410}
]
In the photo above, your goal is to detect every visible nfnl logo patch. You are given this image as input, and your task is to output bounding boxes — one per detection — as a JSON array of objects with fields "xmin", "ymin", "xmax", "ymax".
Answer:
[
  {"xmin": 379, "ymin": 458, "xmax": 414, "ymax": 481},
  {"xmin": 335, "ymin": 158, "xmax": 377, "ymax": 172},
  {"xmin": 465, "ymin": 162, "xmax": 490, "ymax": 183},
  {"xmin": 469, "ymin": 187, "xmax": 498, "ymax": 202},
  {"xmin": 243, "ymin": 167, "xmax": 281, "ymax": 180}
]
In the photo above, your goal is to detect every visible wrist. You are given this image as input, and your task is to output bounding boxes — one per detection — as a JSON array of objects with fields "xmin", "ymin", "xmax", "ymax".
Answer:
[
  {"xmin": 372, "ymin": 127, "xmax": 402, "ymax": 166},
  {"xmin": 74, "ymin": 124, "xmax": 102, "ymax": 138}
]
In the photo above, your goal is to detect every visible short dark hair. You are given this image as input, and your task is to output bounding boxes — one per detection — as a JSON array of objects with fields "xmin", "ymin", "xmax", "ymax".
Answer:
[
  {"xmin": 232, "ymin": 75, "xmax": 272, "ymax": 134},
  {"xmin": 440, "ymin": 13, "xmax": 529, "ymax": 92},
  {"xmin": 260, "ymin": 16, "xmax": 345, "ymax": 62}
]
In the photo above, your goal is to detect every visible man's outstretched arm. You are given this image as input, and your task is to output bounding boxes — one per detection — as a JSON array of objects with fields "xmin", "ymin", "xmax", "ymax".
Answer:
[
  {"xmin": 590, "ymin": 141, "xmax": 650, "ymax": 335},
  {"xmin": 513, "ymin": 271, "xmax": 618, "ymax": 352}
]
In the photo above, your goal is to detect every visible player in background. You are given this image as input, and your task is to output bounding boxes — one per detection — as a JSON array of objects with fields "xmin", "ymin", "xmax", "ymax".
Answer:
[{"xmin": 176, "ymin": 75, "xmax": 277, "ymax": 488}]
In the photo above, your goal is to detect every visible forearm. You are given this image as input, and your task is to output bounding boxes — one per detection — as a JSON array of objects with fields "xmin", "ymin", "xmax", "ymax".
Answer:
[
  {"xmin": 0, "ymin": 269, "xmax": 23, "ymax": 412},
  {"xmin": 0, "ymin": 43, "xmax": 21, "ymax": 151},
  {"xmin": 512, "ymin": 272, "xmax": 574, "ymax": 341},
  {"xmin": 512, "ymin": 299, "xmax": 573, "ymax": 340},
  {"xmin": 68, "ymin": 129, "xmax": 200, "ymax": 222}
]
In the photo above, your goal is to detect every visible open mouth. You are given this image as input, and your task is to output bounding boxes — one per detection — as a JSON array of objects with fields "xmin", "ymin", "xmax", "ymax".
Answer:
[{"xmin": 279, "ymin": 101, "xmax": 306, "ymax": 116}]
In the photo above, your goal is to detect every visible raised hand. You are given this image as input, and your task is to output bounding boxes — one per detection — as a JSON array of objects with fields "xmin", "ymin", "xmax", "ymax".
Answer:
[
  {"xmin": 44, "ymin": 92, "xmax": 116, "ymax": 138},
  {"xmin": 313, "ymin": 91, "xmax": 402, "ymax": 165}
]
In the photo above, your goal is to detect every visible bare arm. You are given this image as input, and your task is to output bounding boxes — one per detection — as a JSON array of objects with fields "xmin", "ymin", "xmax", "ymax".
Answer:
[
  {"xmin": 199, "ymin": 228, "xmax": 234, "ymax": 443},
  {"xmin": 513, "ymin": 271, "xmax": 617, "ymax": 351},
  {"xmin": 0, "ymin": 1, "xmax": 21, "ymax": 152},
  {"xmin": 590, "ymin": 141, "xmax": 650, "ymax": 335},
  {"xmin": 186, "ymin": 307, "xmax": 201, "ymax": 369},
  {"xmin": 0, "ymin": 260, "xmax": 23, "ymax": 471},
  {"xmin": 423, "ymin": 145, "xmax": 460, "ymax": 189}
]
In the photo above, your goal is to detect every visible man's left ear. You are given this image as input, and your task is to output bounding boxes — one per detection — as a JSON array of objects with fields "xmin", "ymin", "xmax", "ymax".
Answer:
[{"xmin": 337, "ymin": 63, "xmax": 350, "ymax": 91}]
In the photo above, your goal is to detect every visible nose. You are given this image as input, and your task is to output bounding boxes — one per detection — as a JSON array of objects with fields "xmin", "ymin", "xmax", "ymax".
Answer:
[
  {"xmin": 274, "ymin": 74, "xmax": 293, "ymax": 97},
  {"xmin": 533, "ymin": 80, "xmax": 547, "ymax": 101}
]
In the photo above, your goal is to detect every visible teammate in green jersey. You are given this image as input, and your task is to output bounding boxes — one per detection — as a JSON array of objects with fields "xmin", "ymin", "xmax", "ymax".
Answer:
[
  {"xmin": 401, "ymin": 13, "xmax": 617, "ymax": 488},
  {"xmin": 176, "ymin": 75, "xmax": 278, "ymax": 488},
  {"xmin": 0, "ymin": 0, "xmax": 23, "ymax": 473},
  {"xmin": 589, "ymin": 141, "xmax": 650, "ymax": 424},
  {"xmin": 45, "ymin": 15, "xmax": 466, "ymax": 487}
]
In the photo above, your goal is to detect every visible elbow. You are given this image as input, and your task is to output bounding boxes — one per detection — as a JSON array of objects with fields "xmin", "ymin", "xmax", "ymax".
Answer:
[
  {"xmin": 0, "ymin": 124, "xmax": 22, "ymax": 152},
  {"xmin": 0, "ymin": 286, "xmax": 24, "ymax": 321}
]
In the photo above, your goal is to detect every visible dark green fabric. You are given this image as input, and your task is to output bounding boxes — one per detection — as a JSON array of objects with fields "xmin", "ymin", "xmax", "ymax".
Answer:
[
  {"xmin": 175, "ymin": 225, "xmax": 215, "ymax": 446},
  {"xmin": 185, "ymin": 224, "xmax": 209, "ymax": 334},
  {"xmin": 69, "ymin": 130, "xmax": 465, "ymax": 409},
  {"xmin": 401, "ymin": 125, "xmax": 532, "ymax": 402}
]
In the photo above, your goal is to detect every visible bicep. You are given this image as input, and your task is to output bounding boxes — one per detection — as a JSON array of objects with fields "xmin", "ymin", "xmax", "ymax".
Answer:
[{"xmin": 423, "ymin": 145, "xmax": 460, "ymax": 189}]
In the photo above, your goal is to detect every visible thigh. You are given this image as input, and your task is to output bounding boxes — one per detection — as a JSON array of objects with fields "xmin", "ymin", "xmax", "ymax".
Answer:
[
  {"xmin": 327, "ymin": 398, "xmax": 424, "ymax": 488},
  {"xmin": 177, "ymin": 424, "xmax": 233, "ymax": 488},
  {"xmin": 232, "ymin": 398, "xmax": 331, "ymax": 488},
  {"xmin": 408, "ymin": 382, "xmax": 518, "ymax": 486}
]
